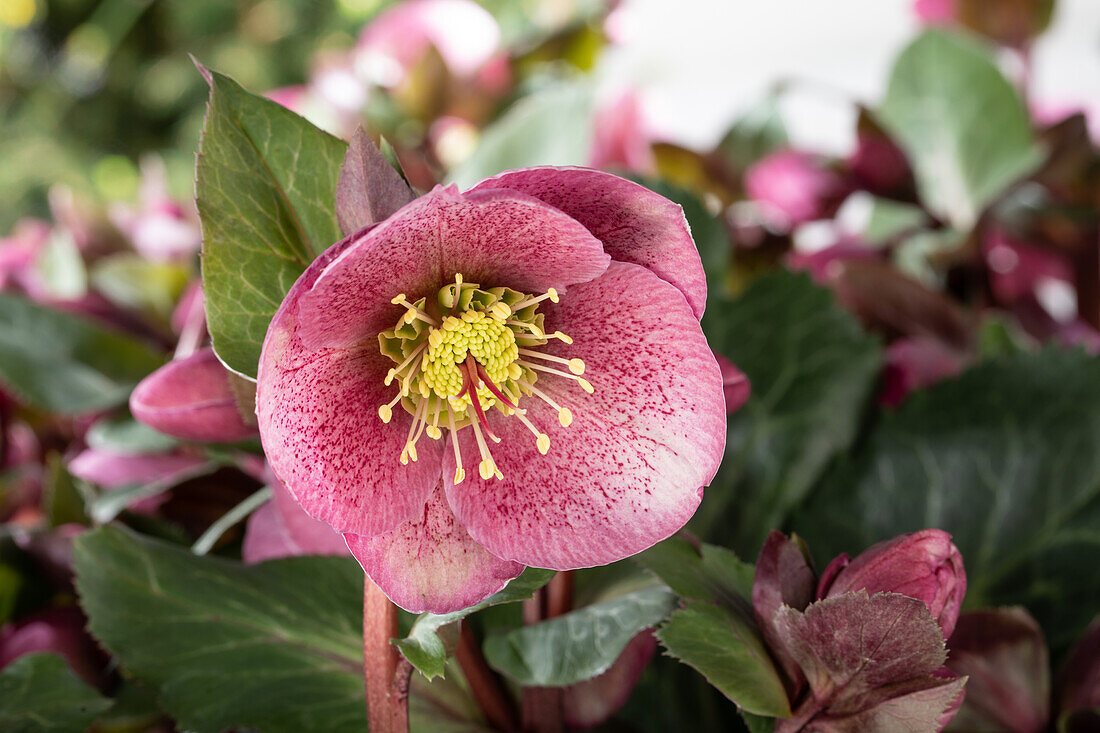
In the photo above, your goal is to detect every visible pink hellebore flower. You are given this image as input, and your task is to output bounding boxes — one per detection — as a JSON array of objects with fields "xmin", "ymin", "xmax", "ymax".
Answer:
[
  {"xmin": 817, "ymin": 528, "xmax": 967, "ymax": 638},
  {"xmin": 354, "ymin": 0, "xmax": 508, "ymax": 92},
  {"xmin": 914, "ymin": 0, "xmax": 957, "ymax": 24},
  {"xmin": 130, "ymin": 347, "xmax": 257, "ymax": 443},
  {"xmin": 243, "ymin": 481, "xmax": 349, "ymax": 564},
  {"xmin": 257, "ymin": 167, "xmax": 725, "ymax": 613},
  {"xmin": 590, "ymin": 90, "xmax": 657, "ymax": 175},
  {"xmin": 0, "ymin": 606, "xmax": 106, "ymax": 688},
  {"xmin": 714, "ymin": 352, "xmax": 750, "ymax": 414},
  {"xmin": 744, "ymin": 150, "xmax": 847, "ymax": 229}
]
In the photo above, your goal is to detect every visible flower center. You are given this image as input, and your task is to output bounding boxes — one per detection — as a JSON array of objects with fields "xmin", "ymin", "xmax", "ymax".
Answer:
[{"xmin": 377, "ymin": 274, "xmax": 592, "ymax": 484}]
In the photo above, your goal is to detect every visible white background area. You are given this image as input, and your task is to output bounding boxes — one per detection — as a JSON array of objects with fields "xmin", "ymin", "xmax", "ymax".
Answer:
[{"xmin": 595, "ymin": 0, "xmax": 1100, "ymax": 153}]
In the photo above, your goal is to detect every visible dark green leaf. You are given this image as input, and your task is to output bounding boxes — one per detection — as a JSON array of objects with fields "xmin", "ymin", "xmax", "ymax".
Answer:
[
  {"xmin": 196, "ymin": 70, "xmax": 347, "ymax": 378},
  {"xmin": 693, "ymin": 271, "xmax": 882, "ymax": 556},
  {"xmin": 483, "ymin": 585, "xmax": 677, "ymax": 686},
  {"xmin": 0, "ymin": 293, "xmax": 164, "ymax": 413},
  {"xmin": 448, "ymin": 82, "xmax": 593, "ymax": 189},
  {"xmin": 395, "ymin": 567, "xmax": 555, "ymax": 680},
  {"xmin": 41, "ymin": 453, "xmax": 88, "ymax": 527},
  {"xmin": 877, "ymin": 30, "xmax": 1042, "ymax": 229},
  {"xmin": 635, "ymin": 536, "xmax": 754, "ymax": 611},
  {"xmin": 0, "ymin": 653, "xmax": 113, "ymax": 733},
  {"xmin": 73, "ymin": 525, "xmax": 366, "ymax": 733},
  {"xmin": 796, "ymin": 349, "xmax": 1100, "ymax": 653},
  {"xmin": 656, "ymin": 600, "xmax": 791, "ymax": 717}
]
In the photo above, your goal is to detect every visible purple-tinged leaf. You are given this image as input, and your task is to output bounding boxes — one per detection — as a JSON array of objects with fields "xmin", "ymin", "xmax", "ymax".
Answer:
[
  {"xmin": 946, "ymin": 608, "xmax": 1048, "ymax": 733},
  {"xmin": 774, "ymin": 592, "xmax": 947, "ymax": 708},
  {"xmin": 794, "ymin": 674, "xmax": 967, "ymax": 733},
  {"xmin": 753, "ymin": 531, "xmax": 816, "ymax": 691},
  {"xmin": 335, "ymin": 127, "xmax": 416, "ymax": 237}
]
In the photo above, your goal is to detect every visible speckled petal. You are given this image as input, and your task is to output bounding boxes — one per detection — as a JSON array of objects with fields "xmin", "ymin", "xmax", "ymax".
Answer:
[
  {"xmin": 296, "ymin": 185, "xmax": 610, "ymax": 350},
  {"xmin": 257, "ymin": 229, "xmax": 442, "ymax": 537},
  {"xmin": 345, "ymin": 482, "xmax": 524, "ymax": 614},
  {"xmin": 471, "ymin": 167, "xmax": 707, "ymax": 318},
  {"xmin": 130, "ymin": 347, "xmax": 257, "ymax": 443},
  {"xmin": 444, "ymin": 261, "xmax": 725, "ymax": 569}
]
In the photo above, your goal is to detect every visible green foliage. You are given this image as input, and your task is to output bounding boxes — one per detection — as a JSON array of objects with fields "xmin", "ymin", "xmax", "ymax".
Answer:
[
  {"xmin": 395, "ymin": 567, "xmax": 555, "ymax": 680},
  {"xmin": 636, "ymin": 536, "xmax": 754, "ymax": 609},
  {"xmin": 73, "ymin": 525, "xmax": 367, "ymax": 733},
  {"xmin": 694, "ymin": 271, "xmax": 882, "ymax": 556},
  {"xmin": 0, "ymin": 653, "xmax": 113, "ymax": 733},
  {"xmin": 196, "ymin": 70, "xmax": 347, "ymax": 378},
  {"xmin": 878, "ymin": 29, "xmax": 1042, "ymax": 229},
  {"xmin": 0, "ymin": 293, "xmax": 164, "ymax": 413},
  {"xmin": 448, "ymin": 82, "xmax": 594, "ymax": 189},
  {"xmin": 483, "ymin": 585, "xmax": 676, "ymax": 686},
  {"xmin": 797, "ymin": 349, "xmax": 1100, "ymax": 653}
]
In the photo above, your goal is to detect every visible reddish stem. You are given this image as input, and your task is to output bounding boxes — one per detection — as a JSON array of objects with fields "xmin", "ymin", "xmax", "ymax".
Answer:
[
  {"xmin": 363, "ymin": 580, "xmax": 411, "ymax": 733},
  {"xmin": 456, "ymin": 622, "xmax": 521, "ymax": 731},
  {"xmin": 520, "ymin": 572, "xmax": 574, "ymax": 733}
]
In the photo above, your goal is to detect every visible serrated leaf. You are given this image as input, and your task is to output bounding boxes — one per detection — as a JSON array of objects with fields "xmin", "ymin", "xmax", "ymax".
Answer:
[
  {"xmin": 395, "ymin": 567, "xmax": 555, "ymax": 680},
  {"xmin": 73, "ymin": 525, "xmax": 366, "ymax": 733},
  {"xmin": 0, "ymin": 293, "xmax": 165, "ymax": 413},
  {"xmin": 448, "ymin": 82, "xmax": 593, "ymax": 189},
  {"xmin": 877, "ymin": 30, "xmax": 1042, "ymax": 229},
  {"xmin": 692, "ymin": 271, "xmax": 881, "ymax": 556},
  {"xmin": 196, "ymin": 70, "xmax": 347, "ymax": 378},
  {"xmin": 656, "ymin": 600, "xmax": 791, "ymax": 717},
  {"xmin": 796, "ymin": 349, "xmax": 1100, "ymax": 653},
  {"xmin": 0, "ymin": 653, "xmax": 113, "ymax": 733},
  {"xmin": 483, "ymin": 585, "xmax": 676, "ymax": 687},
  {"xmin": 635, "ymin": 536, "xmax": 753, "ymax": 612}
]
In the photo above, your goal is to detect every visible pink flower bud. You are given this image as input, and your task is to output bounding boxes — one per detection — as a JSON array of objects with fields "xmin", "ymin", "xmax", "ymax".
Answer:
[
  {"xmin": 0, "ymin": 607, "xmax": 107, "ymax": 688},
  {"xmin": 817, "ymin": 529, "xmax": 967, "ymax": 638},
  {"xmin": 744, "ymin": 150, "xmax": 847, "ymax": 229},
  {"xmin": 130, "ymin": 348, "xmax": 258, "ymax": 443},
  {"xmin": 879, "ymin": 336, "xmax": 964, "ymax": 408},
  {"xmin": 714, "ymin": 352, "xmax": 750, "ymax": 414}
]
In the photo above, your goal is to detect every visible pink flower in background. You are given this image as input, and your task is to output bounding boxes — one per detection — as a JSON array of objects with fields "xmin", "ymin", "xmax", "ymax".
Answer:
[
  {"xmin": 109, "ymin": 157, "xmax": 200, "ymax": 263},
  {"xmin": 130, "ymin": 348, "xmax": 257, "ymax": 443},
  {"xmin": 714, "ymin": 352, "xmax": 751, "ymax": 414},
  {"xmin": 0, "ymin": 607, "xmax": 106, "ymax": 688},
  {"xmin": 257, "ymin": 166, "xmax": 725, "ymax": 613},
  {"xmin": 243, "ymin": 481, "xmax": 349, "ymax": 563},
  {"xmin": 817, "ymin": 528, "xmax": 967, "ymax": 638},
  {"xmin": 745, "ymin": 150, "xmax": 847, "ymax": 229},
  {"xmin": 353, "ymin": 0, "xmax": 507, "ymax": 91},
  {"xmin": 879, "ymin": 336, "xmax": 965, "ymax": 407},
  {"xmin": 914, "ymin": 0, "xmax": 957, "ymax": 24},
  {"xmin": 590, "ymin": 90, "xmax": 656, "ymax": 175}
]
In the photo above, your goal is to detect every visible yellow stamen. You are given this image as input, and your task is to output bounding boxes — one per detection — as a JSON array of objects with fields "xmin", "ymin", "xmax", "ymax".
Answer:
[{"xmin": 518, "ymin": 349, "xmax": 585, "ymax": 375}]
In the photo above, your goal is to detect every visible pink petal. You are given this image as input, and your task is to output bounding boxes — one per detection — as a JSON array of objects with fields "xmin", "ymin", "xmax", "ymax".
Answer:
[
  {"xmin": 296, "ymin": 186, "xmax": 610, "ymax": 351},
  {"xmin": 130, "ymin": 348, "xmax": 257, "ymax": 443},
  {"xmin": 345, "ymin": 483, "xmax": 523, "ymax": 614},
  {"xmin": 471, "ymin": 167, "xmax": 707, "ymax": 318},
  {"xmin": 242, "ymin": 481, "xmax": 349, "ymax": 563},
  {"xmin": 67, "ymin": 449, "xmax": 206, "ymax": 489},
  {"xmin": 714, "ymin": 352, "xmax": 751, "ymax": 414},
  {"xmin": 0, "ymin": 607, "xmax": 106, "ymax": 688},
  {"xmin": 258, "ymin": 228, "xmax": 443, "ymax": 537},
  {"xmin": 445, "ymin": 262, "xmax": 725, "ymax": 569}
]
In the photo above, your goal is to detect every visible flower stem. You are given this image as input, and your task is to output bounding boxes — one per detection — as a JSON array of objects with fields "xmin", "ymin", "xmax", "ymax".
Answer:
[
  {"xmin": 363, "ymin": 579, "xmax": 411, "ymax": 733},
  {"xmin": 520, "ymin": 571, "xmax": 574, "ymax": 733},
  {"xmin": 456, "ymin": 621, "xmax": 520, "ymax": 731}
]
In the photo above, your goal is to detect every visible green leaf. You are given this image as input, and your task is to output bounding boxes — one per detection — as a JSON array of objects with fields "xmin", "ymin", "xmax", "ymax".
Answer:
[
  {"xmin": 90, "ymin": 254, "xmax": 191, "ymax": 320},
  {"xmin": 482, "ymin": 585, "xmax": 677, "ymax": 687},
  {"xmin": 863, "ymin": 197, "xmax": 927, "ymax": 244},
  {"xmin": 656, "ymin": 600, "xmax": 791, "ymax": 717},
  {"xmin": 717, "ymin": 95, "xmax": 789, "ymax": 172},
  {"xmin": 85, "ymin": 416, "xmax": 179, "ymax": 455},
  {"xmin": 796, "ymin": 349, "xmax": 1100, "ymax": 653},
  {"xmin": 448, "ymin": 82, "xmax": 593, "ymax": 189},
  {"xmin": 635, "ymin": 536, "xmax": 754, "ymax": 611},
  {"xmin": 41, "ymin": 453, "xmax": 88, "ymax": 527},
  {"xmin": 73, "ymin": 525, "xmax": 367, "ymax": 733},
  {"xmin": 34, "ymin": 229, "xmax": 87, "ymax": 300},
  {"xmin": 692, "ymin": 271, "xmax": 882, "ymax": 556},
  {"xmin": 877, "ymin": 29, "xmax": 1042, "ymax": 229},
  {"xmin": 0, "ymin": 653, "xmax": 113, "ymax": 733},
  {"xmin": 0, "ymin": 293, "xmax": 164, "ymax": 413},
  {"xmin": 395, "ymin": 567, "xmax": 555, "ymax": 680},
  {"xmin": 196, "ymin": 69, "xmax": 347, "ymax": 378}
]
